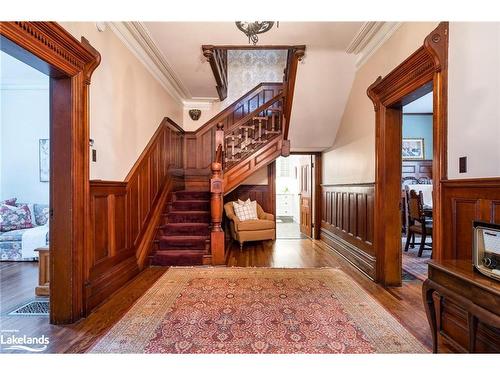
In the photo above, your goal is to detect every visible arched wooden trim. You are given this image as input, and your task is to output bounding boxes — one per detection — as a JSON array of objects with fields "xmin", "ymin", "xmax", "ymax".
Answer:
[
  {"xmin": 367, "ymin": 22, "xmax": 448, "ymax": 286},
  {"xmin": 0, "ymin": 22, "xmax": 101, "ymax": 323}
]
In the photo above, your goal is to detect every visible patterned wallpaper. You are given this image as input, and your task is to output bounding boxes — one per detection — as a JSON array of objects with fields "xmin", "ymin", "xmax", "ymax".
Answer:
[{"xmin": 223, "ymin": 49, "xmax": 287, "ymax": 105}]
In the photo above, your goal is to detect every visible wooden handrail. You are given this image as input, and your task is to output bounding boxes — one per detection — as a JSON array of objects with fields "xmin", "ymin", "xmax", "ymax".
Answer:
[
  {"xmin": 282, "ymin": 46, "xmax": 305, "ymax": 140},
  {"xmin": 190, "ymin": 82, "xmax": 283, "ymax": 136},
  {"xmin": 226, "ymin": 92, "xmax": 284, "ymax": 133}
]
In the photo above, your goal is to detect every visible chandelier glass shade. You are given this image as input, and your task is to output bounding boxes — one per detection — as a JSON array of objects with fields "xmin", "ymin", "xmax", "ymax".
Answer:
[{"xmin": 235, "ymin": 21, "xmax": 277, "ymax": 45}]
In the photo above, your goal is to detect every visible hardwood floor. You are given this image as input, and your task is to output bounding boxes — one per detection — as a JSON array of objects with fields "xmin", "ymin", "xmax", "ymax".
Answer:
[
  {"xmin": 0, "ymin": 262, "xmax": 165, "ymax": 353},
  {"xmin": 1, "ymin": 239, "xmax": 435, "ymax": 353}
]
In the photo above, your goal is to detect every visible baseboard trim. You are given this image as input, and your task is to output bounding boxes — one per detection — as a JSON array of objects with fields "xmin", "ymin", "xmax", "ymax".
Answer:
[{"xmin": 320, "ymin": 228, "xmax": 376, "ymax": 281}]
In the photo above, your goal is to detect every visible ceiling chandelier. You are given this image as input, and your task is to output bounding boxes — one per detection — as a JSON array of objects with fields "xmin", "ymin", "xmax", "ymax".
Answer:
[{"xmin": 235, "ymin": 21, "xmax": 278, "ymax": 45}]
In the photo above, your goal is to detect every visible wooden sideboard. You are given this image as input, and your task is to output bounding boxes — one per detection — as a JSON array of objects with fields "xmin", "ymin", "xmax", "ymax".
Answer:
[{"xmin": 423, "ymin": 260, "xmax": 500, "ymax": 353}]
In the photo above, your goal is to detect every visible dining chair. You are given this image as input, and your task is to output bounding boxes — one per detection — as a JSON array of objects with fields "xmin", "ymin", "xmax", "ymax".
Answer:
[{"xmin": 404, "ymin": 189, "xmax": 433, "ymax": 257}]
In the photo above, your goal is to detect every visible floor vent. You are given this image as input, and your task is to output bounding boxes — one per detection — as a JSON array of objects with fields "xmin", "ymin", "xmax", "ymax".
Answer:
[{"xmin": 8, "ymin": 300, "xmax": 49, "ymax": 316}]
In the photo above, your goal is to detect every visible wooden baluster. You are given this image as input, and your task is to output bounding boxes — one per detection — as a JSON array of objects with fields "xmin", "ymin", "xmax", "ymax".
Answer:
[
  {"xmin": 210, "ymin": 146, "xmax": 225, "ymax": 265},
  {"xmin": 253, "ymin": 116, "xmax": 267, "ymax": 143}
]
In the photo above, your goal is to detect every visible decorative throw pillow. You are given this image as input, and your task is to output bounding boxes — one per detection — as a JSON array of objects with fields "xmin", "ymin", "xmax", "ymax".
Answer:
[
  {"xmin": 238, "ymin": 198, "xmax": 251, "ymax": 205},
  {"xmin": 232, "ymin": 200, "xmax": 258, "ymax": 221},
  {"xmin": 34, "ymin": 204, "xmax": 50, "ymax": 226},
  {"xmin": 1, "ymin": 198, "xmax": 17, "ymax": 206},
  {"xmin": 0, "ymin": 204, "xmax": 34, "ymax": 232}
]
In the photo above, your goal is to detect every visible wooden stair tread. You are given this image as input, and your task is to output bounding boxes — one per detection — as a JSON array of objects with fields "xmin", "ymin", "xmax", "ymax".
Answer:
[
  {"xmin": 156, "ymin": 235, "xmax": 209, "ymax": 241},
  {"xmin": 164, "ymin": 210, "xmax": 210, "ymax": 215}
]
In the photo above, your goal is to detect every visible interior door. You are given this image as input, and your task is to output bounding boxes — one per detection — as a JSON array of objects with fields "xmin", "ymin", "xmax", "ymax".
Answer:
[{"xmin": 299, "ymin": 156, "xmax": 312, "ymax": 237}]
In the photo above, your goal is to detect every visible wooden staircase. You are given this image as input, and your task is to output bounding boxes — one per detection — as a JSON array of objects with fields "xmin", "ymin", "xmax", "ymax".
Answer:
[
  {"xmin": 148, "ymin": 46, "xmax": 305, "ymax": 267},
  {"xmin": 150, "ymin": 190, "xmax": 211, "ymax": 266}
]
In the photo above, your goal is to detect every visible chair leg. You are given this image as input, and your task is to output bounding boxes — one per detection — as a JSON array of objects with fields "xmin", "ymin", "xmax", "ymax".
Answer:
[
  {"xmin": 404, "ymin": 230, "xmax": 412, "ymax": 252},
  {"xmin": 418, "ymin": 233, "xmax": 426, "ymax": 257},
  {"xmin": 410, "ymin": 233, "xmax": 415, "ymax": 248}
]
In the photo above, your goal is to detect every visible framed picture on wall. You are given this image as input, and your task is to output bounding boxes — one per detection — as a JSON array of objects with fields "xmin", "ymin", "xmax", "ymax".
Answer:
[
  {"xmin": 402, "ymin": 138, "xmax": 424, "ymax": 160},
  {"xmin": 39, "ymin": 139, "xmax": 49, "ymax": 182}
]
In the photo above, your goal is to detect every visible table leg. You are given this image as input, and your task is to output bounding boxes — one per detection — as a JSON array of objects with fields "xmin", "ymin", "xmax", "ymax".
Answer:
[{"xmin": 422, "ymin": 279, "xmax": 438, "ymax": 353}]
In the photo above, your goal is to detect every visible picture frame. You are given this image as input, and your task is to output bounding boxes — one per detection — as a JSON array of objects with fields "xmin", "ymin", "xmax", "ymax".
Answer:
[
  {"xmin": 39, "ymin": 139, "xmax": 49, "ymax": 182},
  {"xmin": 402, "ymin": 138, "xmax": 424, "ymax": 160}
]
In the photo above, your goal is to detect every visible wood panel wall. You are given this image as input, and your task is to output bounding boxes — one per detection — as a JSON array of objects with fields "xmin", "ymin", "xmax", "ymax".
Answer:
[
  {"xmin": 441, "ymin": 178, "xmax": 500, "ymax": 262},
  {"xmin": 320, "ymin": 183, "xmax": 376, "ymax": 279},
  {"xmin": 224, "ymin": 164, "xmax": 276, "ymax": 216},
  {"xmin": 86, "ymin": 118, "xmax": 184, "ymax": 312},
  {"xmin": 402, "ymin": 160, "xmax": 433, "ymax": 180},
  {"xmin": 437, "ymin": 178, "xmax": 500, "ymax": 352}
]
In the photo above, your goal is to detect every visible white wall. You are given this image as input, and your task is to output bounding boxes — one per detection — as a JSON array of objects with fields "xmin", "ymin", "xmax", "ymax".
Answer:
[
  {"xmin": 322, "ymin": 22, "xmax": 439, "ymax": 184},
  {"xmin": 448, "ymin": 22, "xmax": 500, "ymax": 179},
  {"xmin": 1, "ymin": 52, "xmax": 50, "ymax": 203},
  {"xmin": 60, "ymin": 22, "xmax": 183, "ymax": 181}
]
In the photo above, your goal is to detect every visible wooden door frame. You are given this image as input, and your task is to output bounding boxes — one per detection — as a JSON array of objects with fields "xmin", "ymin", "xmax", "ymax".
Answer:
[
  {"xmin": 0, "ymin": 22, "xmax": 100, "ymax": 323},
  {"xmin": 367, "ymin": 22, "xmax": 448, "ymax": 285}
]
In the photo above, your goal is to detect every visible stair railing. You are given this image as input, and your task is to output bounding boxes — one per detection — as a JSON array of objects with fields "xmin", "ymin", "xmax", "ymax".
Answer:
[
  {"xmin": 223, "ymin": 93, "xmax": 285, "ymax": 170},
  {"xmin": 210, "ymin": 140, "xmax": 225, "ymax": 264}
]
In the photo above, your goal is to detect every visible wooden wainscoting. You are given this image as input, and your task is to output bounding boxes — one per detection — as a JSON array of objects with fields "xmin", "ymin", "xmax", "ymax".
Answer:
[
  {"xmin": 224, "ymin": 164, "xmax": 276, "ymax": 216},
  {"xmin": 441, "ymin": 178, "xmax": 500, "ymax": 261},
  {"xmin": 436, "ymin": 178, "xmax": 500, "ymax": 352},
  {"xmin": 320, "ymin": 183, "xmax": 376, "ymax": 280},
  {"xmin": 402, "ymin": 160, "xmax": 433, "ymax": 181},
  {"xmin": 86, "ymin": 118, "xmax": 184, "ymax": 312}
]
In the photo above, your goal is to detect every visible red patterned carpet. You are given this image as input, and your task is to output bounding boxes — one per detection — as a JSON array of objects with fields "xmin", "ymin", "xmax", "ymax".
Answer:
[{"xmin": 90, "ymin": 268, "xmax": 427, "ymax": 354}]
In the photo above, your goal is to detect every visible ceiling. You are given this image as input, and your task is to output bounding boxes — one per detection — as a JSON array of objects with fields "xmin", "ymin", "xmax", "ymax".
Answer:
[
  {"xmin": 110, "ymin": 22, "xmax": 400, "ymax": 151},
  {"xmin": 143, "ymin": 22, "xmax": 364, "ymax": 99},
  {"xmin": 403, "ymin": 92, "xmax": 433, "ymax": 113}
]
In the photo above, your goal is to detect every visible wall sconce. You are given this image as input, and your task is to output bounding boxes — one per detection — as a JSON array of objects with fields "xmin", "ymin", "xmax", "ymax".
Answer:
[{"xmin": 189, "ymin": 109, "xmax": 202, "ymax": 121}]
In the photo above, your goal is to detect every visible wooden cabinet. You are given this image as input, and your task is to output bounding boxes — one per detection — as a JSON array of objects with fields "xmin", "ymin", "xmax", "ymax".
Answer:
[
  {"xmin": 276, "ymin": 193, "xmax": 295, "ymax": 217},
  {"xmin": 34, "ymin": 247, "xmax": 49, "ymax": 296},
  {"xmin": 423, "ymin": 260, "xmax": 500, "ymax": 353}
]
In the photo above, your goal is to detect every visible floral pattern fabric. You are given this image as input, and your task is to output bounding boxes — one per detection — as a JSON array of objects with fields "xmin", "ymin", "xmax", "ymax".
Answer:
[
  {"xmin": 0, "ymin": 204, "xmax": 34, "ymax": 232},
  {"xmin": 33, "ymin": 204, "xmax": 49, "ymax": 226},
  {"xmin": 0, "ymin": 229, "xmax": 49, "ymax": 260},
  {"xmin": 1, "ymin": 198, "xmax": 17, "ymax": 206}
]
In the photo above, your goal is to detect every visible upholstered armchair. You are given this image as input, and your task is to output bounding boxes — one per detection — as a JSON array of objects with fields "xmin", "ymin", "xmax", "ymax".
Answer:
[{"xmin": 224, "ymin": 201, "xmax": 276, "ymax": 250}]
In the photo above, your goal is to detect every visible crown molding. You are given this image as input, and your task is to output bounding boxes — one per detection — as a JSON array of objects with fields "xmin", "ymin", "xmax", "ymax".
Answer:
[
  {"xmin": 347, "ymin": 22, "xmax": 402, "ymax": 70},
  {"xmin": 182, "ymin": 99, "xmax": 214, "ymax": 110},
  {"xmin": 346, "ymin": 22, "xmax": 384, "ymax": 54},
  {"xmin": 107, "ymin": 21, "xmax": 195, "ymax": 105}
]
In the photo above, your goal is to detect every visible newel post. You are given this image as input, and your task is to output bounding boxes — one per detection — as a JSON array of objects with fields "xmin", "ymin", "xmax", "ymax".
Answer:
[{"xmin": 210, "ymin": 161, "xmax": 225, "ymax": 265}]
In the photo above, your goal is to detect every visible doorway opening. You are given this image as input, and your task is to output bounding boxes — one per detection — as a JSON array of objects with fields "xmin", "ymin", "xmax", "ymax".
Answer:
[
  {"xmin": 0, "ymin": 22, "xmax": 100, "ymax": 326},
  {"xmin": 400, "ymin": 88, "xmax": 434, "ymax": 282},
  {"xmin": 0, "ymin": 51, "xmax": 51, "ymax": 317},
  {"xmin": 367, "ymin": 22, "xmax": 447, "ymax": 286},
  {"xmin": 275, "ymin": 154, "xmax": 317, "ymax": 239}
]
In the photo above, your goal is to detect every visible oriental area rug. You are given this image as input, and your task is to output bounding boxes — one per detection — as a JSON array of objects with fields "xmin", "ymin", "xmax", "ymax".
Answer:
[{"xmin": 89, "ymin": 267, "xmax": 428, "ymax": 354}]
